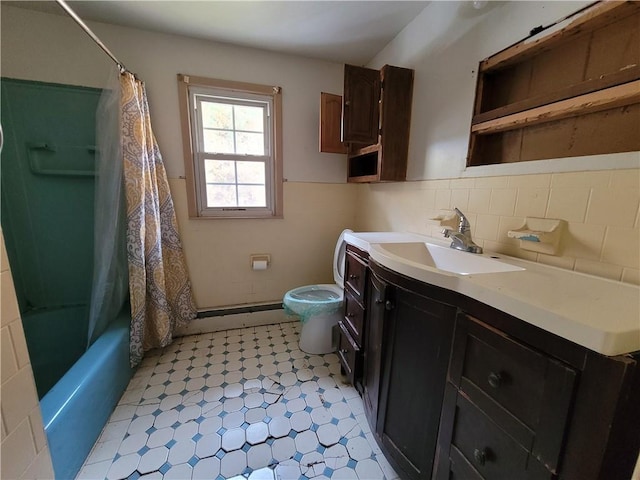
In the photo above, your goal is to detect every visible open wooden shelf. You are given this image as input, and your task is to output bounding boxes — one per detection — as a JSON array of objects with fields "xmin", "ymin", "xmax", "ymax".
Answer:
[{"xmin": 468, "ymin": 1, "xmax": 640, "ymax": 167}]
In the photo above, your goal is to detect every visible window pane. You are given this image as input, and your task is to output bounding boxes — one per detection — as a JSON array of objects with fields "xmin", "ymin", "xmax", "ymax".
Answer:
[
  {"xmin": 201, "ymin": 101, "xmax": 232, "ymax": 129},
  {"xmin": 205, "ymin": 159, "xmax": 236, "ymax": 183},
  {"xmin": 238, "ymin": 185, "xmax": 266, "ymax": 207},
  {"xmin": 206, "ymin": 185, "xmax": 237, "ymax": 207},
  {"xmin": 204, "ymin": 130, "xmax": 234, "ymax": 153},
  {"xmin": 236, "ymin": 132, "xmax": 264, "ymax": 155},
  {"xmin": 234, "ymin": 105, "xmax": 264, "ymax": 132},
  {"xmin": 236, "ymin": 161, "xmax": 265, "ymax": 184}
]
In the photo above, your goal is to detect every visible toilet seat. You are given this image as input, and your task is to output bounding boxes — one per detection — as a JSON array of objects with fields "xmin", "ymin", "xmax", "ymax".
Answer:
[
  {"xmin": 282, "ymin": 229, "xmax": 352, "ymax": 354},
  {"xmin": 283, "ymin": 229, "xmax": 351, "ymax": 315},
  {"xmin": 283, "ymin": 283, "xmax": 343, "ymax": 318},
  {"xmin": 333, "ymin": 228, "xmax": 352, "ymax": 288}
]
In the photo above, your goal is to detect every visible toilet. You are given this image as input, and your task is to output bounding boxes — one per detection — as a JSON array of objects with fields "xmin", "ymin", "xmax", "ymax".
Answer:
[{"xmin": 283, "ymin": 229, "xmax": 351, "ymax": 354}]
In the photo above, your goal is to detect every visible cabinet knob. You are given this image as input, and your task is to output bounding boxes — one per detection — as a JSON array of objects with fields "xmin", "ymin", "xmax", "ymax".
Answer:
[
  {"xmin": 385, "ymin": 300, "xmax": 394, "ymax": 311},
  {"xmin": 347, "ymin": 312, "xmax": 355, "ymax": 318},
  {"xmin": 473, "ymin": 448, "xmax": 488, "ymax": 466},
  {"xmin": 488, "ymin": 372, "xmax": 502, "ymax": 388},
  {"xmin": 349, "ymin": 274, "xmax": 358, "ymax": 280},
  {"xmin": 345, "ymin": 100, "xmax": 351, "ymax": 106},
  {"xmin": 375, "ymin": 299, "xmax": 384, "ymax": 305},
  {"xmin": 340, "ymin": 349, "xmax": 348, "ymax": 355}
]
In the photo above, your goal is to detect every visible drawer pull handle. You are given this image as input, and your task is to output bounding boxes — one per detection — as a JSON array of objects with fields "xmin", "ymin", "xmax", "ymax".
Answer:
[
  {"xmin": 375, "ymin": 299, "xmax": 384, "ymax": 304},
  {"xmin": 474, "ymin": 448, "xmax": 488, "ymax": 466},
  {"xmin": 340, "ymin": 349, "xmax": 348, "ymax": 355},
  {"xmin": 349, "ymin": 274, "xmax": 359, "ymax": 280},
  {"xmin": 488, "ymin": 372, "xmax": 502, "ymax": 388},
  {"xmin": 347, "ymin": 312, "xmax": 355, "ymax": 318}
]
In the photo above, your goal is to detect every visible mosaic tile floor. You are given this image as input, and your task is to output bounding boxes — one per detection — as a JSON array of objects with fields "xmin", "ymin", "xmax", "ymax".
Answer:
[{"xmin": 76, "ymin": 322, "xmax": 399, "ymax": 480}]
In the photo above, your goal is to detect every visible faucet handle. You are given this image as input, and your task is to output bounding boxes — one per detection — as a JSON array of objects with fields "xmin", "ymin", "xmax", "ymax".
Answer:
[
  {"xmin": 442, "ymin": 228, "xmax": 452, "ymax": 238},
  {"xmin": 454, "ymin": 207, "xmax": 470, "ymax": 232}
]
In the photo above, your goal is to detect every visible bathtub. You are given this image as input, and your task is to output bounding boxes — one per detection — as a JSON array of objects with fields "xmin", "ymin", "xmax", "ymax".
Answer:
[{"xmin": 31, "ymin": 306, "xmax": 134, "ymax": 479}]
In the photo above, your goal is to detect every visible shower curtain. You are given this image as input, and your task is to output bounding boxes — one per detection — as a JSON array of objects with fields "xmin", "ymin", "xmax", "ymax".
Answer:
[
  {"xmin": 88, "ymin": 70, "xmax": 197, "ymax": 367},
  {"xmin": 88, "ymin": 69, "xmax": 128, "ymax": 347},
  {"xmin": 119, "ymin": 72, "xmax": 197, "ymax": 366}
]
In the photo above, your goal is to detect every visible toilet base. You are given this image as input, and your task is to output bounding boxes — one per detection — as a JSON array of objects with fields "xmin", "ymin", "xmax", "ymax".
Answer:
[{"xmin": 298, "ymin": 312, "xmax": 340, "ymax": 355}]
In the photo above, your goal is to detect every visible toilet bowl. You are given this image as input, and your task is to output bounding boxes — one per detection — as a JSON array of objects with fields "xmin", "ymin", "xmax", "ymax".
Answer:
[{"xmin": 283, "ymin": 229, "xmax": 351, "ymax": 354}]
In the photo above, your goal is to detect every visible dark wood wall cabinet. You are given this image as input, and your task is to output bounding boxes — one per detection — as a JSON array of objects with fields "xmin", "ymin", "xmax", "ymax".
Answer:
[
  {"xmin": 468, "ymin": 1, "xmax": 640, "ymax": 167},
  {"xmin": 340, "ymin": 254, "xmax": 640, "ymax": 480},
  {"xmin": 319, "ymin": 64, "xmax": 414, "ymax": 183}
]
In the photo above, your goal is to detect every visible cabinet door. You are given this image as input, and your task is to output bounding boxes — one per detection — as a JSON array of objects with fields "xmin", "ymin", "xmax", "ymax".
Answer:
[
  {"xmin": 378, "ymin": 287, "xmax": 456, "ymax": 480},
  {"xmin": 362, "ymin": 271, "xmax": 387, "ymax": 434},
  {"xmin": 319, "ymin": 92, "xmax": 347, "ymax": 154},
  {"xmin": 343, "ymin": 64, "xmax": 380, "ymax": 145}
]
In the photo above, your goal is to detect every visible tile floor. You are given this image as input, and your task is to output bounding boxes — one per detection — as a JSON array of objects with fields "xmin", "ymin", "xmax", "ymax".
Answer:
[{"xmin": 76, "ymin": 322, "xmax": 399, "ymax": 480}]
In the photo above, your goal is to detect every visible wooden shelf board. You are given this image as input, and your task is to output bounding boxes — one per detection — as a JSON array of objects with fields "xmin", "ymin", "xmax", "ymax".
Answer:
[
  {"xmin": 349, "ymin": 143, "xmax": 381, "ymax": 157},
  {"xmin": 480, "ymin": 1, "xmax": 640, "ymax": 73},
  {"xmin": 473, "ymin": 66, "xmax": 640, "ymax": 125},
  {"xmin": 347, "ymin": 174, "xmax": 379, "ymax": 183},
  {"xmin": 471, "ymin": 80, "xmax": 640, "ymax": 135}
]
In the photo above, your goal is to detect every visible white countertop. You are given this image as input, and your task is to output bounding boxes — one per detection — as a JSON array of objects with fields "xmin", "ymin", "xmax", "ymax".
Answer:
[{"xmin": 345, "ymin": 231, "xmax": 640, "ymax": 356}]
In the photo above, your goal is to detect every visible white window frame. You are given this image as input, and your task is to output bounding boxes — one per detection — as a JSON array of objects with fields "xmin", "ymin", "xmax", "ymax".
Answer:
[{"xmin": 178, "ymin": 74, "xmax": 283, "ymax": 219}]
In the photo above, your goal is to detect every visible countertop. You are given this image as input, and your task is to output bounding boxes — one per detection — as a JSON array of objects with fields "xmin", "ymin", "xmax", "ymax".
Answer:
[{"xmin": 344, "ymin": 231, "xmax": 640, "ymax": 356}]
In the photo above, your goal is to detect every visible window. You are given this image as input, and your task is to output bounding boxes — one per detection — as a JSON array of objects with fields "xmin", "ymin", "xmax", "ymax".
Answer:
[{"xmin": 178, "ymin": 74, "xmax": 283, "ymax": 218}]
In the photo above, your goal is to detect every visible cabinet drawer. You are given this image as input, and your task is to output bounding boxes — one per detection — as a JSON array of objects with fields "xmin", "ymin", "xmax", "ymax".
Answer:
[
  {"xmin": 345, "ymin": 250, "xmax": 367, "ymax": 300},
  {"xmin": 451, "ymin": 315, "xmax": 569, "ymax": 429},
  {"xmin": 448, "ymin": 314, "xmax": 576, "ymax": 473},
  {"xmin": 343, "ymin": 289, "xmax": 365, "ymax": 345},
  {"xmin": 451, "ymin": 393, "xmax": 554, "ymax": 480},
  {"xmin": 337, "ymin": 320, "xmax": 361, "ymax": 386}
]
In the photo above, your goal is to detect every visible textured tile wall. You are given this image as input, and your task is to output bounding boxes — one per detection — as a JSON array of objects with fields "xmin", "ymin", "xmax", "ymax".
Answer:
[
  {"xmin": 356, "ymin": 169, "xmax": 640, "ymax": 285},
  {"xmin": 0, "ymin": 232, "xmax": 55, "ymax": 479}
]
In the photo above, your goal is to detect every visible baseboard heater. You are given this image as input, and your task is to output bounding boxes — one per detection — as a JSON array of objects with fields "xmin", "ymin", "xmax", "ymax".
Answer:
[{"xmin": 197, "ymin": 302, "xmax": 283, "ymax": 319}]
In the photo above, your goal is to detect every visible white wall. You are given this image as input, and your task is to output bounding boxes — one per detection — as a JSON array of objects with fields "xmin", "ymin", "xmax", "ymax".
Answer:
[
  {"xmin": 1, "ymin": 5, "xmax": 357, "ymax": 310},
  {"xmin": 1, "ymin": 5, "xmax": 347, "ymax": 183},
  {"xmin": 368, "ymin": 0, "xmax": 639, "ymax": 180}
]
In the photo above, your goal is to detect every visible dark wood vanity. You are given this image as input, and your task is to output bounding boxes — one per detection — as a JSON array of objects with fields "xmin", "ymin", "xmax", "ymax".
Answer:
[{"xmin": 337, "ymin": 244, "xmax": 640, "ymax": 480}]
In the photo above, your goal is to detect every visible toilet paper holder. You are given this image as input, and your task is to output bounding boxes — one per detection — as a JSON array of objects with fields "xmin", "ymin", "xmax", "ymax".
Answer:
[{"xmin": 250, "ymin": 254, "xmax": 271, "ymax": 270}]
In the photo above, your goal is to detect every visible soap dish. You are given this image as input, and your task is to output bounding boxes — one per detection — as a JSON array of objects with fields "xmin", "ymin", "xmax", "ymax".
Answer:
[{"xmin": 508, "ymin": 217, "xmax": 566, "ymax": 255}]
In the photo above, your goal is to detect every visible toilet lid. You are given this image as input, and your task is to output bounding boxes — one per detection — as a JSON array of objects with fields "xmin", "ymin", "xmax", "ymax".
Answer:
[{"xmin": 333, "ymin": 229, "xmax": 352, "ymax": 287}]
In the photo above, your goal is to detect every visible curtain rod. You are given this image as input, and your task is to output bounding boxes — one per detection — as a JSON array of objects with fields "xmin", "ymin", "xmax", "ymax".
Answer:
[{"xmin": 55, "ymin": 0, "xmax": 128, "ymax": 74}]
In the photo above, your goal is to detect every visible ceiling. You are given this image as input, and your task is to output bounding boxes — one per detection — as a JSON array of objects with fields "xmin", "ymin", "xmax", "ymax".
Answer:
[{"xmin": 8, "ymin": 1, "xmax": 430, "ymax": 65}]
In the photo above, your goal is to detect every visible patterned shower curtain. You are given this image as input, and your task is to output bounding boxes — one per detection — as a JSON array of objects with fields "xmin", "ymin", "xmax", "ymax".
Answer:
[{"xmin": 120, "ymin": 72, "xmax": 197, "ymax": 367}]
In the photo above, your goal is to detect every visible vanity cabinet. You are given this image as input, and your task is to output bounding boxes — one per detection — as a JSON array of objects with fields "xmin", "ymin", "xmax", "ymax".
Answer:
[
  {"xmin": 337, "ymin": 245, "xmax": 369, "ymax": 391},
  {"xmin": 434, "ymin": 314, "xmax": 577, "ymax": 479},
  {"xmin": 362, "ymin": 270, "xmax": 385, "ymax": 430},
  {"xmin": 375, "ymin": 281, "xmax": 456, "ymax": 480},
  {"xmin": 344, "ymin": 254, "xmax": 640, "ymax": 480}
]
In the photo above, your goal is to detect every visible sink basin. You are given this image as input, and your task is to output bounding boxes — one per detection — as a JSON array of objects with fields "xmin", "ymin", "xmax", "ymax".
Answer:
[{"xmin": 375, "ymin": 242, "xmax": 525, "ymax": 275}]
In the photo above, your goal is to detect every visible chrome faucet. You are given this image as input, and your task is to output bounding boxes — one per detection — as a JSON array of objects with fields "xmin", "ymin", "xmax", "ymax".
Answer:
[{"xmin": 442, "ymin": 208, "xmax": 483, "ymax": 254}]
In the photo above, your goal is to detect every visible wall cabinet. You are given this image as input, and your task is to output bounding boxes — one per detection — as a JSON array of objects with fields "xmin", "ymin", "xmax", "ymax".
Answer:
[
  {"xmin": 343, "ymin": 65, "xmax": 381, "ymax": 145},
  {"xmin": 320, "ymin": 64, "xmax": 414, "ymax": 183},
  {"xmin": 345, "ymin": 64, "xmax": 414, "ymax": 183},
  {"xmin": 344, "ymin": 256, "xmax": 640, "ymax": 480}
]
